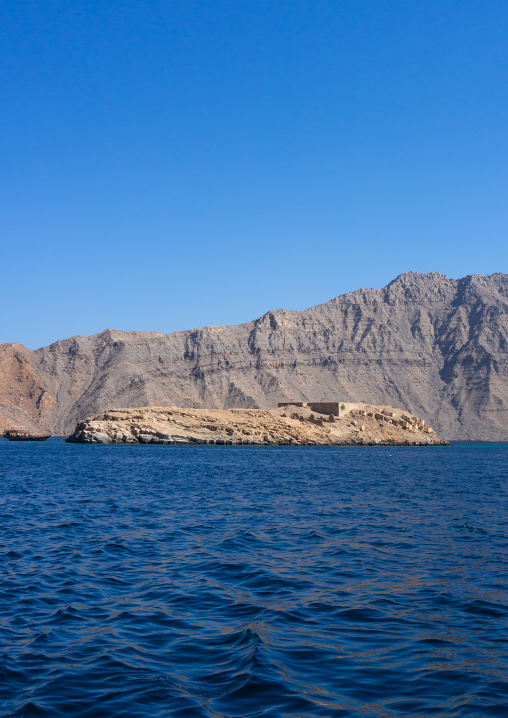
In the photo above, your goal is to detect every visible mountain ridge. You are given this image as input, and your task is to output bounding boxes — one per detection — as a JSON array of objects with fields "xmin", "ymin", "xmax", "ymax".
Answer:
[{"xmin": 1, "ymin": 271, "xmax": 507, "ymax": 439}]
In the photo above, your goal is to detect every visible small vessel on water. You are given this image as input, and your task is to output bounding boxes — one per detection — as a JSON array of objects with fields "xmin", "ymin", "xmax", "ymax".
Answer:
[{"xmin": 2, "ymin": 426, "xmax": 51, "ymax": 441}]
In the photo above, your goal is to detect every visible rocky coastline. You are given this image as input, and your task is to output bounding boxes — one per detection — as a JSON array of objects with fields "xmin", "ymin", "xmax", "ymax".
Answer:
[{"xmin": 66, "ymin": 403, "xmax": 450, "ymax": 446}]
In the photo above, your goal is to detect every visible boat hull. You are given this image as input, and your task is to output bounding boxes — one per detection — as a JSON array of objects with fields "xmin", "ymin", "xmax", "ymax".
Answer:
[{"xmin": 5, "ymin": 435, "xmax": 51, "ymax": 441}]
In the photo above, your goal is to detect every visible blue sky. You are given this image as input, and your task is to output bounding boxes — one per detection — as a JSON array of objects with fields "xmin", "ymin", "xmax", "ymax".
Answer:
[{"xmin": 1, "ymin": 0, "xmax": 507, "ymax": 349}]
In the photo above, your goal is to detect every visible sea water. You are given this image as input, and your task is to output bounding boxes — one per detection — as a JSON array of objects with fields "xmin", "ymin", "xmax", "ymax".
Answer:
[{"xmin": 0, "ymin": 440, "xmax": 507, "ymax": 717}]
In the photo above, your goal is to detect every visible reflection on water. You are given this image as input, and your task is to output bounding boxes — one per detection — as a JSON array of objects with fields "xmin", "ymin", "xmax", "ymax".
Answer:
[{"xmin": 1, "ymin": 440, "xmax": 507, "ymax": 716}]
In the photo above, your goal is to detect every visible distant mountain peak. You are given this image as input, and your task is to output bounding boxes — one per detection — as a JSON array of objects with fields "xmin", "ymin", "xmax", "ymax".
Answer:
[{"xmin": 1, "ymin": 272, "xmax": 507, "ymax": 439}]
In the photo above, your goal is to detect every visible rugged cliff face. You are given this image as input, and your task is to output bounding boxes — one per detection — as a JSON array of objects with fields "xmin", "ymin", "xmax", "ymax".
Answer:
[{"xmin": 1, "ymin": 272, "xmax": 507, "ymax": 439}]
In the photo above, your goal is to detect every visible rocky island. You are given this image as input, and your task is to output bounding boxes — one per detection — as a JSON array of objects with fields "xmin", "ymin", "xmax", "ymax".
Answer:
[{"xmin": 66, "ymin": 402, "xmax": 449, "ymax": 446}]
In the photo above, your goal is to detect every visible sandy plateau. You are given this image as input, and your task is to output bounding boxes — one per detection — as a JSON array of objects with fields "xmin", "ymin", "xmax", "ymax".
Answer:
[{"xmin": 66, "ymin": 403, "xmax": 449, "ymax": 446}]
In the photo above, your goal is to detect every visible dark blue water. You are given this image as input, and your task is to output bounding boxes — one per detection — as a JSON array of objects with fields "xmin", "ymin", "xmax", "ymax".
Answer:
[{"xmin": 1, "ymin": 440, "xmax": 507, "ymax": 717}]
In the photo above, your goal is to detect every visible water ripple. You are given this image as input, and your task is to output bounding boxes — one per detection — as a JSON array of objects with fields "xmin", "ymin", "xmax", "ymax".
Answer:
[{"xmin": 0, "ymin": 441, "xmax": 507, "ymax": 716}]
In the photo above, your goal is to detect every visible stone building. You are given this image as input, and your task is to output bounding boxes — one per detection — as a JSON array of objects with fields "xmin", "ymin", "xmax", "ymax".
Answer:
[{"xmin": 277, "ymin": 401, "xmax": 341, "ymax": 417}]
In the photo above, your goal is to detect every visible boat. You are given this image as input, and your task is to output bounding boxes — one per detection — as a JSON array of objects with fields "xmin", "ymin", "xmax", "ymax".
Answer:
[{"xmin": 3, "ymin": 426, "xmax": 51, "ymax": 441}]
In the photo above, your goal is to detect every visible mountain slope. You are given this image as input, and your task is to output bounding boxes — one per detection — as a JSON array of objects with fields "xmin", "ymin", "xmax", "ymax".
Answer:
[{"xmin": 1, "ymin": 272, "xmax": 507, "ymax": 439}]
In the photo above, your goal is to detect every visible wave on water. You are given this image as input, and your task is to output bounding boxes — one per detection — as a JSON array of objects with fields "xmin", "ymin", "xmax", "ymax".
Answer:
[{"xmin": 1, "ymin": 441, "xmax": 507, "ymax": 717}]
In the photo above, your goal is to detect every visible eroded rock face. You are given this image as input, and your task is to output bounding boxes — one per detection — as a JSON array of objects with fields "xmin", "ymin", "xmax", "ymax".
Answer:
[
  {"xmin": 1, "ymin": 272, "xmax": 507, "ymax": 439},
  {"xmin": 65, "ymin": 404, "xmax": 450, "ymax": 446}
]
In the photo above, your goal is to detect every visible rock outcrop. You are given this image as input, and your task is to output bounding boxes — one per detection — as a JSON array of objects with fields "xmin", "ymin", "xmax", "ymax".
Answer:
[
  {"xmin": 1, "ymin": 272, "xmax": 507, "ymax": 439},
  {"xmin": 66, "ymin": 403, "xmax": 449, "ymax": 446}
]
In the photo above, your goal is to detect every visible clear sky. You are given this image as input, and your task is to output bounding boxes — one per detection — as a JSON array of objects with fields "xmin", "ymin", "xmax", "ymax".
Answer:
[{"xmin": 1, "ymin": 0, "xmax": 507, "ymax": 349}]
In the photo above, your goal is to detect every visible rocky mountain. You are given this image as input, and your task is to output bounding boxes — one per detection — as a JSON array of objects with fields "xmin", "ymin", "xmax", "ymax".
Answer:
[{"xmin": 1, "ymin": 271, "xmax": 507, "ymax": 439}]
